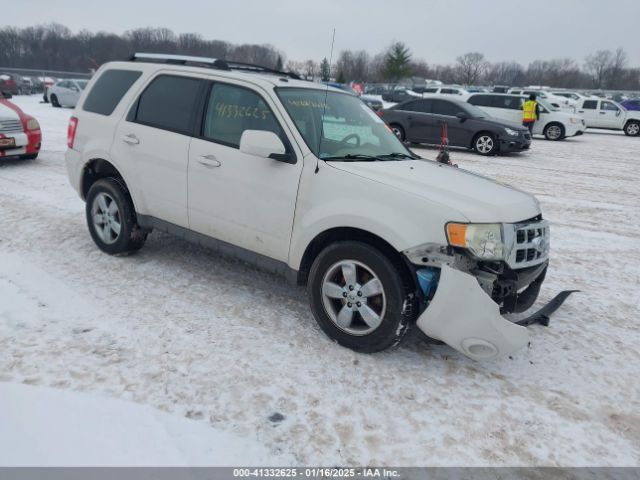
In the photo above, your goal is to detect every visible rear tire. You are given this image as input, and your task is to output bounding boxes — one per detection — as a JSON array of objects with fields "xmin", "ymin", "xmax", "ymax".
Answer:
[
  {"xmin": 390, "ymin": 124, "xmax": 405, "ymax": 142},
  {"xmin": 543, "ymin": 122, "xmax": 565, "ymax": 141},
  {"xmin": 85, "ymin": 178, "xmax": 147, "ymax": 255},
  {"xmin": 473, "ymin": 132, "xmax": 498, "ymax": 155},
  {"xmin": 51, "ymin": 94, "xmax": 60, "ymax": 107},
  {"xmin": 307, "ymin": 241, "xmax": 411, "ymax": 353},
  {"xmin": 624, "ymin": 121, "xmax": 640, "ymax": 137}
]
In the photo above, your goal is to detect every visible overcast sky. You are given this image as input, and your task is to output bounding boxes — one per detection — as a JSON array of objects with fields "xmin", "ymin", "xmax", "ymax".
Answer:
[{"xmin": 8, "ymin": 0, "xmax": 640, "ymax": 66}]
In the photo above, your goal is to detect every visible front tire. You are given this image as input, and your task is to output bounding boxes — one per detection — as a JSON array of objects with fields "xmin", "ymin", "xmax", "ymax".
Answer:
[
  {"xmin": 308, "ymin": 241, "xmax": 410, "ymax": 353},
  {"xmin": 85, "ymin": 178, "xmax": 147, "ymax": 255},
  {"xmin": 624, "ymin": 121, "xmax": 640, "ymax": 137},
  {"xmin": 543, "ymin": 122, "xmax": 565, "ymax": 141},
  {"xmin": 51, "ymin": 94, "xmax": 60, "ymax": 107},
  {"xmin": 473, "ymin": 132, "xmax": 498, "ymax": 155}
]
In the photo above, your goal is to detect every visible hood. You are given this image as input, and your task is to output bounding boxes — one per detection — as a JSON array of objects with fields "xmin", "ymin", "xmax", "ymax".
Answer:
[
  {"xmin": 479, "ymin": 116, "xmax": 528, "ymax": 131},
  {"xmin": 327, "ymin": 159, "xmax": 540, "ymax": 223},
  {"xmin": 0, "ymin": 100, "xmax": 20, "ymax": 121}
]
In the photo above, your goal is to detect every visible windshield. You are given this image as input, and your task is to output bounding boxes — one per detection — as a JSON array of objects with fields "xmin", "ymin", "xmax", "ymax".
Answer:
[
  {"xmin": 276, "ymin": 87, "xmax": 413, "ymax": 160},
  {"xmin": 77, "ymin": 80, "xmax": 88, "ymax": 90}
]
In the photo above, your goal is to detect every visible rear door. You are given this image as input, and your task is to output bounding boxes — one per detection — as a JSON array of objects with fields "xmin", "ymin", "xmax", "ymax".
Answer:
[
  {"xmin": 397, "ymin": 99, "xmax": 433, "ymax": 142},
  {"xmin": 187, "ymin": 81, "xmax": 303, "ymax": 262},
  {"xmin": 577, "ymin": 99, "xmax": 600, "ymax": 127},
  {"xmin": 111, "ymin": 73, "xmax": 205, "ymax": 228}
]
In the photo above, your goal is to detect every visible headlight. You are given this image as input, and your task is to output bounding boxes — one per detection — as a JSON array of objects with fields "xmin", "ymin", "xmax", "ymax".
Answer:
[
  {"xmin": 569, "ymin": 117, "xmax": 582, "ymax": 124},
  {"xmin": 504, "ymin": 128, "xmax": 519, "ymax": 136},
  {"xmin": 446, "ymin": 223, "xmax": 506, "ymax": 260},
  {"xmin": 26, "ymin": 118, "xmax": 40, "ymax": 131}
]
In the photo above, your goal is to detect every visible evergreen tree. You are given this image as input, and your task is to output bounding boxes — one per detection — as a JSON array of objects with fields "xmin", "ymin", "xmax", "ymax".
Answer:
[
  {"xmin": 383, "ymin": 42, "xmax": 412, "ymax": 81},
  {"xmin": 320, "ymin": 57, "xmax": 330, "ymax": 82},
  {"xmin": 276, "ymin": 55, "xmax": 283, "ymax": 71}
]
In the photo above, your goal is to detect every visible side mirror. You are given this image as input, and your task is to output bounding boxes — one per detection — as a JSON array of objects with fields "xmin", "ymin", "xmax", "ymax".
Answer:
[
  {"xmin": 616, "ymin": 110, "xmax": 621, "ymax": 117},
  {"xmin": 1, "ymin": 90, "xmax": 12, "ymax": 99},
  {"xmin": 239, "ymin": 130, "xmax": 293, "ymax": 163},
  {"xmin": 456, "ymin": 112, "xmax": 469, "ymax": 122}
]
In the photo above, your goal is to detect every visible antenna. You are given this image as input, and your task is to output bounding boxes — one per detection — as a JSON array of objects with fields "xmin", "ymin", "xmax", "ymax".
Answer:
[{"xmin": 315, "ymin": 28, "xmax": 336, "ymax": 174}]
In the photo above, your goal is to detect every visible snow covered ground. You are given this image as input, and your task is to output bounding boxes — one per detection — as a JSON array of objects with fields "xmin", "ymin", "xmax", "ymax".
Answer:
[{"xmin": 1, "ymin": 95, "xmax": 639, "ymax": 466}]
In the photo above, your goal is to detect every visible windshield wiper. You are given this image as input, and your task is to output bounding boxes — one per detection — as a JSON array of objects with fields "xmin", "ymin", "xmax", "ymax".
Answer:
[
  {"xmin": 377, "ymin": 152, "xmax": 416, "ymax": 159},
  {"xmin": 322, "ymin": 154, "xmax": 384, "ymax": 162},
  {"xmin": 322, "ymin": 152, "xmax": 416, "ymax": 162}
]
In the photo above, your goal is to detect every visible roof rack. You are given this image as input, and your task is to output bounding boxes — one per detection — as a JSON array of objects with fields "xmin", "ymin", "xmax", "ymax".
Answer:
[{"xmin": 128, "ymin": 53, "xmax": 301, "ymax": 80}]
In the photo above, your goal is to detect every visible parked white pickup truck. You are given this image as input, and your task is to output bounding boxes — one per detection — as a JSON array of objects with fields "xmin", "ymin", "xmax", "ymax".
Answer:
[{"xmin": 575, "ymin": 98, "xmax": 640, "ymax": 136}]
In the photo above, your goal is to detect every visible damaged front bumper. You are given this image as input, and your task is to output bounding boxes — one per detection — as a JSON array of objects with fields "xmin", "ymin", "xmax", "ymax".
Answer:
[
  {"xmin": 405, "ymin": 250, "xmax": 575, "ymax": 361},
  {"xmin": 416, "ymin": 264, "xmax": 530, "ymax": 360}
]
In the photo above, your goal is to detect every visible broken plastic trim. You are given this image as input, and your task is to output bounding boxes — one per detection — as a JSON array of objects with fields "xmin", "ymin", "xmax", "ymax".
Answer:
[{"xmin": 514, "ymin": 290, "xmax": 579, "ymax": 327}]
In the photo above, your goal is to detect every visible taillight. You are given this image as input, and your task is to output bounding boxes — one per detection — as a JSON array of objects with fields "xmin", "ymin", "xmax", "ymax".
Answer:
[
  {"xmin": 67, "ymin": 116, "xmax": 78, "ymax": 149},
  {"xmin": 376, "ymin": 110, "xmax": 384, "ymax": 117}
]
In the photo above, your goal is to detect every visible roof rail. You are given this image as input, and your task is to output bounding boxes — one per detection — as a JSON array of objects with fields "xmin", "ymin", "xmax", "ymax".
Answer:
[{"xmin": 128, "ymin": 52, "xmax": 301, "ymax": 80}]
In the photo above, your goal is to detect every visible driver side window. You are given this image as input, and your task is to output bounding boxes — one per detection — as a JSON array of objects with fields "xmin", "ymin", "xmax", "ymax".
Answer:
[{"xmin": 601, "ymin": 101, "xmax": 619, "ymax": 112}]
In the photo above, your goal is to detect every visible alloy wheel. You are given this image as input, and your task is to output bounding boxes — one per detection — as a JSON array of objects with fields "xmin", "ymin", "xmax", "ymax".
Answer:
[
  {"xmin": 546, "ymin": 125, "xmax": 562, "ymax": 140},
  {"xmin": 476, "ymin": 135, "xmax": 494, "ymax": 154},
  {"xmin": 91, "ymin": 192, "xmax": 121, "ymax": 245},
  {"xmin": 320, "ymin": 260, "xmax": 387, "ymax": 336}
]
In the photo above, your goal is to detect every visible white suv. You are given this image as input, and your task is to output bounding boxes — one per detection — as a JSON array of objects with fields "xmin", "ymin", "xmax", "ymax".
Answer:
[{"xmin": 65, "ymin": 53, "xmax": 571, "ymax": 361}]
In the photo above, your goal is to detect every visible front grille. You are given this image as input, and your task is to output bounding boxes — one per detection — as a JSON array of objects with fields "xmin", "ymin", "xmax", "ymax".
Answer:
[
  {"xmin": 506, "ymin": 220, "xmax": 549, "ymax": 269},
  {"xmin": 0, "ymin": 119, "xmax": 23, "ymax": 134}
]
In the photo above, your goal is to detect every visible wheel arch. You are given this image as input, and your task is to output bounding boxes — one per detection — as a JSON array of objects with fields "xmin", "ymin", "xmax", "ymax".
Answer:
[
  {"xmin": 624, "ymin": 118, "xmax": 640, "ymax": 134},
  {"xmin": 80, "ymin": 158, "xmax": 139, "ymax": 212},
  {"xmin": 295, "ymin": 226, "xmax": 417, "ymax": 292}
]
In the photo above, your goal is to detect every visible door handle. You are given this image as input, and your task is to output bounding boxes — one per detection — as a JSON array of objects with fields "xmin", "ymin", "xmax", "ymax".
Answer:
[
  {"xmin": 198, "ymin": 155, "xmax": 221, "ymax": 168},
  {"xmin": 578, "ymin": 110, "xmax": 584, "ymax": 113},
  {"xmin": 122, "ymin": 134, "xmax": 139, "ymax": 145},
  {"xmin": 599, "ymin": 112, "xmax": 606, "ymax": 115}
]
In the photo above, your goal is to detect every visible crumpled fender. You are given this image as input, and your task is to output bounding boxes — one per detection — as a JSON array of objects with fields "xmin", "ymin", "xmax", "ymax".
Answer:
[{"xmin": 416, "ymin": 265, "xmax": 529, "ymax": 361}]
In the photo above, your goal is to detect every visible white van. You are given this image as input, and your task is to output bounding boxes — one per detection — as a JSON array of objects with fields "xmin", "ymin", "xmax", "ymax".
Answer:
[{"xmin": 466, "ymin": 93, "xmax": 586, "ymax": 140}]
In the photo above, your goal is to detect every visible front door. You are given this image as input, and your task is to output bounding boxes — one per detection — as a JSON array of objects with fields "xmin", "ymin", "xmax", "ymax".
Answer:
[
  {"xmin": 188, "ymin": 82, "xmax": 303, "ymax": 262},
  {"xmin": 598, "ymin": 101, "xmax": 624, "ymax": 129}
]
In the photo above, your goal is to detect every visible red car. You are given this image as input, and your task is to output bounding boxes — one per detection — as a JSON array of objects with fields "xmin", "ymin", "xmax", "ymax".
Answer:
[{"xmin": 0, "ymin": 95, "xmax": 42, "ymax": 160}]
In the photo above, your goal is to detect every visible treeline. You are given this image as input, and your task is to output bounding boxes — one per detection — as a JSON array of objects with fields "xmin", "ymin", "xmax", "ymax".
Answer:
[
  {"xmin": 1, "ymin": 24, "xmax": 639, "ymax": 90},
  {"xmin": 0, "ymin": 23, "xmax": 284, "ymax": 72},
  {"xmin": 292, "ymin": 43, "xmax": 640, "ymax": 91}
]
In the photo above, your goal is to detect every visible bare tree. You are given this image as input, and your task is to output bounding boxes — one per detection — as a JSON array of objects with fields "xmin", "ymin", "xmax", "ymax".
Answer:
[
  {"xmin": 608, "ymin": 48, "xmax": 628, "ymax": 89},
  {"xmin": 455, "ymin": 52, "xmax": 488, "ymax": 85},
  {"xmin": 584, "ymin": 50, "xmax": 614, "ymax": 89}
]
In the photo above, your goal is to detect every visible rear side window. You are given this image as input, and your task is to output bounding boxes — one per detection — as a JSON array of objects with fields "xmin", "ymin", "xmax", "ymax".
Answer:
[
  {"xmin": 202, "ymin": 83, "xmax": 285, "ymax": 148},
  {"xmin": 83, "ymin": 69, "xmax": 142, "ymax": 116},
  {"xmin": 397, "ymin": 100, "xmax": 431, "ymax": 113},
  {"xmin": 468, "ymin": 95, "xmax": 492, "ymax": 107},
  {"xmin": 492, "ymin": 95, "xmax": 522, "ymax": 110},
  {"xmin": 135, "ymin": 75, "xmax": 203, "ymax": 134},
  {"xmin": 432, "ymin": 100, "xmax": 464, "ymax": 116},
  {"xmin": 582, "ymin": 100, "xmax": 598, "ymax": 109}
]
